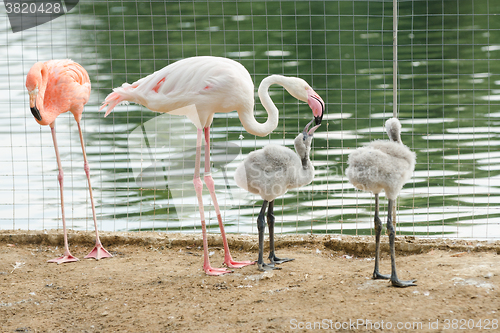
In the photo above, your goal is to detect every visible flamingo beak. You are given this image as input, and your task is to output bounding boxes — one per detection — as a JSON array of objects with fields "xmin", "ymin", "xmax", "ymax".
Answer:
[
  {"xmin": 303, "ymin": 119, "xmax": 321, "ymax": 139},
  {"xmin": 307, "ymin": 89, "xmax": 324, "ymax": 125},
  {"xmin": 308, "ymin": 123, "xmax": 321, "ymax": 136},
  {"xmin": 31, "ymin": 105, "xmax": 42, "ymax": 121},
  {"xmin": 29, "ymin": 90, "xmax": 42, "ymax": 121}
]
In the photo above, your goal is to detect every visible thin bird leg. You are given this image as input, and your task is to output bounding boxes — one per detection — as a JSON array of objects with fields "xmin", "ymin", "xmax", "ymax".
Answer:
[
  {"xmin": 203, "ymin": 127, "xmax": 254, "ymax": 269},
  {"xmin": 387, "ymin": 199, "xmax": 417, "ymax": 287},
  {"xmin": 257, "ymin": 201, "xmax": 278, "ymax": 271},
  {"xmin": 47, "ymin": 122, "xmax": 79, "ymax": 264},
  {"xmin": 75, "ymin": 122, "xmax": 112, "ymax": 260},
  {"xmin": 268, "ymin": 200, "xmax": 294, "ymax": 265},
  {"xmin": 372, "ymin": 193, "xmax": 390, "ymax": 280},
  {"xmin": 195, "ymin": 128, "xmax": 232, "ymax": 276}
]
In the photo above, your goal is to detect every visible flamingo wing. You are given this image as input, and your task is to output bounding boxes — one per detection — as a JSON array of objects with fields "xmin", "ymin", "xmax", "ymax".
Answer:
[
  {"xmin": 100, "ymin": 57, "xmax": 254, "ymax": 122},
  {"xmin": 44, "ymin": 60, "xmax": 91, "ymax": 121}
]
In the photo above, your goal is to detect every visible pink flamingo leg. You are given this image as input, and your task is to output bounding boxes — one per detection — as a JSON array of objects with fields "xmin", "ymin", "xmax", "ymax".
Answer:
[
  {"xmin": 195, "ymin": 128, "xmax": 232, "ymax": 275},
  {"xmin": 203, "ymin": 127, "xmax": 255, "ymax": 269},
  {"xmin": 76, "ymin": 122, "xmax": 112, "ymax": 260},
  {"xmin": 47, "ymin": 122, "xmax": 79, "ymax": 264}
]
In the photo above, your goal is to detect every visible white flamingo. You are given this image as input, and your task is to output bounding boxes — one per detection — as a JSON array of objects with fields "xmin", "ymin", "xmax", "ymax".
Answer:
[
  {"xmin": 234, "ymin": 120, "xmax": 320, "ymax": 271},
  {"xmin": 345, "ymin": 117, "xmax": 416, "ymax": 287},
  {"xmin": 100, "ymin": 56, "xmax": 324, "ymax": 275}
]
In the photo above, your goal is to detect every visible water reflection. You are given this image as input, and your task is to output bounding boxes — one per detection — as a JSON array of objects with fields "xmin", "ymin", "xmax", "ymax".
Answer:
[{"xmin": 2, "ymin": 1, "xmax": 500, "ymax": 239}]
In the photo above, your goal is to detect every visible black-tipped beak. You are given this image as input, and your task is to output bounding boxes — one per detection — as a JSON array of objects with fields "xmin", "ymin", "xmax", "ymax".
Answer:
[
  {"xmin": 31, "ymin": 104, "xmax": 42, "ymax": 121},
  {"xmin": 307, "ymin": 90, "xmax": 324, "ymax": 125},
  {"xmin": 314, "ymin": 114, "xmax": 322, "ymax": 126}
]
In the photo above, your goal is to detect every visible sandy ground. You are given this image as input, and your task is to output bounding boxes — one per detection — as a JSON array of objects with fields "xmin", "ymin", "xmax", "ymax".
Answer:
[{"xmin": 1, "ymin": 230, "xmax": 500, "ymax": 332}]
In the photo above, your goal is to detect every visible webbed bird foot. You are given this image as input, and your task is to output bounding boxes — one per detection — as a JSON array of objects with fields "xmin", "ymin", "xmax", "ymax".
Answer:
[
  {"xmin": 373, "ymin": 271, "xmax": 391, "ymax": 280},
  {"xmin": 204, "ymin": 265, "xmax": 233, "ymax": 276},
  {"xmin": 224, "ymin": 258, "xmax": 256, "ymax": 269},
  {"xmin": 391, "ymin": 278, "xmax": 417, "ymax": 288},
  {"xmin": 48, "ymin": 253, "xmax": 79, "ymax": 264},
  {"xmin": 270, "ymin": 255, "xmax": 294, "ymax": 265},
  {"xmin": 84, "ymin": 243, "xmax": 113, "ymax": 260},
  {"xmin": 258, "ymin": 262, "xmax": 282, "ymax": 272}
]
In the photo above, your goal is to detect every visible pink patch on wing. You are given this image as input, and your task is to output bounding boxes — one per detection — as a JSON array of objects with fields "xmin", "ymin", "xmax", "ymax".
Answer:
[
  {"xmin": 152, "ymin": 78, "xmax": 166, "ymax": 93},
  {"xmin": 203, "ymin": 85, "xmax": 211, "ymax": 90}
]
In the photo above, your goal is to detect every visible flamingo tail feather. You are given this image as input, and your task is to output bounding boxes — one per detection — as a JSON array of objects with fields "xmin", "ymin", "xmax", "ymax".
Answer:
[{"xmin": 100, "ymin": 91, "xmax": 128, "ymax": 117}]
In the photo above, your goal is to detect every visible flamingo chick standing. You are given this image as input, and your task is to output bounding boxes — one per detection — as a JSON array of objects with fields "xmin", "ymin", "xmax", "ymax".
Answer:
[
  {"xmin": 234, "ymin": 120, "xmax": 320, "ymax": 271},
  {"xmin": 345, "ymin": 117, "xmax": 416, "ymax": 287},
  {"xmin": 100, "ymin": 56, "xmax": 324, "ymax": 275},
  {"xmin": 26, "ymin": 59, "xmax": 112, "ymax": 264}
]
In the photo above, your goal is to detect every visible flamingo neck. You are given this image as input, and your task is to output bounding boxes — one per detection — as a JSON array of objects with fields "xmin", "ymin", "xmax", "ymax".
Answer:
[
  {"xmin": 390, "ymin": 132, "xmax": 402, "ymax": 144},
  {"xmin": 386, "ymin": 118, "xmax": 403, "ymax": 144},
  {"xmin": 238, "ymin": 75, "xmax": 288, "ymax": 137},
  {"xmin": 293, "ymin": 137, "xmax": 314, "ymax": 186},
  {"xmin": 298, "ymin": 147, "xmax": 312, "ymax": 173},
  {"xmin": 298, "ymin": 157, "xmax": 314, "ymax": 187},
  {"xmin": 35, "ymin": 64, "xmax": 50, "ymax": 124}
]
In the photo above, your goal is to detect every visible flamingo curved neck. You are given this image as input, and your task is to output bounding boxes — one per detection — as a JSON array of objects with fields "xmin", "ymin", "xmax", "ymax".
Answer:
[
  {"xmin": 32, "ymin": 63, "xmax": 51, "ymax": 125},
  {"xmin": 386, "ymin": 118, "xmax": 403, "ymax": 144},
  {"xmin": 238, "ymin": 75, "xmax": 291, "ymax": 137},
  {"xmin": 389, "ymin": 131, "xmax": 402, "ymax": 144},
  {"xmin": 298, "ymin": 158, "xmax": 314, "ymax": 187}
]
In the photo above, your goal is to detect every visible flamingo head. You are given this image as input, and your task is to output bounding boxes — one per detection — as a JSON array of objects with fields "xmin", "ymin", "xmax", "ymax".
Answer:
[
  {"xmin": 283, "ymin": 77, "xmax": 324, "ymax": 126},
  {"xmin": 385, "ymin": 117, "xmax": 403, "ymax": 144},
  {"xmin": 26, "ymin": 62, "xmax": 45, "ymax": 123},
  {"xmin": 295, "ymin": 119, "xmax": 321, "ymax": 162}
]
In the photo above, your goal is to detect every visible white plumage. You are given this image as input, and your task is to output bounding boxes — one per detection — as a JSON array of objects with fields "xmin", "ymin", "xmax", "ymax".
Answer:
[
  {"xmin": 234, "ymin": 130, "xmax": 316, "ymax": 202},
  {"xmin": 100, "ymin": 56, "xmax": 325, "ymax": 276},
  {"xmin": 101, "ymin": 56, "xmax": 325, "ymax": 134},
  {"xmin": 346, "ymin": 118, "xmax": 415, "ymax": 200},
  {"xmin": 235, "ymin": 120, "xmax": 320, "ymax": 271},
  {"xmin": 345, "ymin": 117, "xmax": 417, "ymax": 287}
]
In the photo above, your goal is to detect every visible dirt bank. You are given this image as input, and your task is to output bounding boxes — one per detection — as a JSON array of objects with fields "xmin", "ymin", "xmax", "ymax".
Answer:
[{"xmin": 1, "ymin": 231, "xmax": 499, "ymax": 332}]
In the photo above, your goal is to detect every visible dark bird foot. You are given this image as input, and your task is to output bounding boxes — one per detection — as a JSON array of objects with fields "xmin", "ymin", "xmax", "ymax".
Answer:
[
  {"xmin": 258, "ymin": 262, "xmax": 282, "ymax": 272},
  {"xmin": 270, "ymin": 255, "xmax": 295, "ymax": 265},
  {"xmin": 391, "ymin": 278, "xmax": 417, "ymax": 288},
  {"xmin": 373, "ymin": 271, "xmax": 391, "ymax": 280}
]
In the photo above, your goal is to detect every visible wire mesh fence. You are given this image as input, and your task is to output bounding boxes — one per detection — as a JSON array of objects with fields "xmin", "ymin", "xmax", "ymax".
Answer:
[{"xmin": 1, "ymin": 0, "xmax": 499, "ymax": 239}]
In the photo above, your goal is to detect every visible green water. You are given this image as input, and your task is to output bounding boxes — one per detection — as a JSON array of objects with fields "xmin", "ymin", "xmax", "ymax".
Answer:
[{"xmin": 2, "ymin": 0, "xmax": 500, "ymax": 239}]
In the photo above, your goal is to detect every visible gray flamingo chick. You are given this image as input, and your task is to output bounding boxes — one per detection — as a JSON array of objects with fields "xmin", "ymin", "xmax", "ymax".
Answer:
[
  {"xmin": 345, "ymin": 117, "xmax": 416, "ymax": 287},
  {"xmin": 234, "ymin": 120, "xmax": 320, "ymax": 271}
]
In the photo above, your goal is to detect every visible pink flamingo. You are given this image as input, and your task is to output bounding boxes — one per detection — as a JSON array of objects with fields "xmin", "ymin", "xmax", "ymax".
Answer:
[
  {"xmin": 100, "ymin": 56, "xmax": 324, "ymax": 276},
  {"xmin": 26, "ymin": 59, "xmax": 112, "ymax": 264}
]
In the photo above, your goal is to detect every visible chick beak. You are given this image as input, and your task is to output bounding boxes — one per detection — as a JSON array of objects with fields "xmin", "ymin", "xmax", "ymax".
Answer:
[
  {"xmin": 303, "ymin": 119, "xmax": 313, "ymax": 137},
  {"xmin": 303, "ymin": 119, "xmax": 321, "ymax": 139},
  {"xmin": 308, "ymin": 123, "xmax": 321, "ymax": 136}
]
